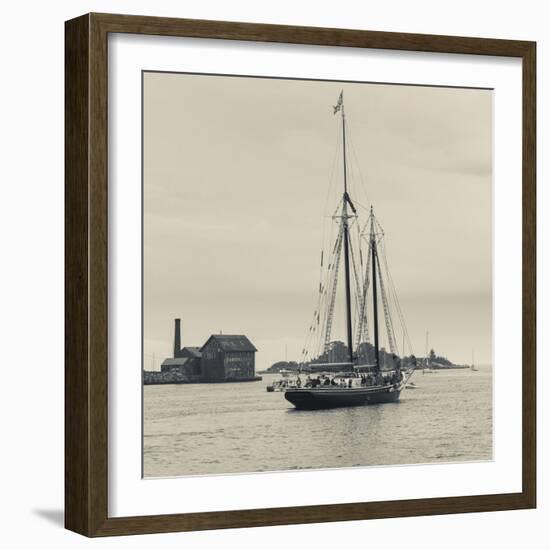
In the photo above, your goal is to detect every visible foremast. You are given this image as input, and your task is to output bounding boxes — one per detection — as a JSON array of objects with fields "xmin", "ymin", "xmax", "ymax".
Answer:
[{"xmin": 334, "ymin": 92, "xmax": 356, "ymax": 367}]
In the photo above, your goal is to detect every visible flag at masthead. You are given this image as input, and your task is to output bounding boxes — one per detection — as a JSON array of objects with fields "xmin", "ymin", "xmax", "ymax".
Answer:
[{"xmin": 333, "ymin": 91, "xmax": 343, "ymax": 114}]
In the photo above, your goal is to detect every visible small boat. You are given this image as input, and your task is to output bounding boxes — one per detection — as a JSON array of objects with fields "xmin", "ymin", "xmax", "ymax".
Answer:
[
  {"xmin": 283, "ymin": 92, "xmax": 416, "ymax": 410},
  {"xmin": 267, "ymin": 377, "xmax": 297, "ymax": 392},
  {"xmin": 405, "ymin": 382, "xmax": 418, "ymax": 389}
]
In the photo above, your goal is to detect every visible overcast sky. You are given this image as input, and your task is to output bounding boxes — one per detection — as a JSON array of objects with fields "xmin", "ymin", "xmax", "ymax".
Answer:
[{"xmin": 143, "ymin": 72, "xmax": 492, "ymax": 370}]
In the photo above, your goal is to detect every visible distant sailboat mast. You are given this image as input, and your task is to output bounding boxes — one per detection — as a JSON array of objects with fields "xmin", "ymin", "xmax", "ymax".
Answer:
[{"xmin": 424, "ymin": 330, "xmax": 429, "ymax": 374}]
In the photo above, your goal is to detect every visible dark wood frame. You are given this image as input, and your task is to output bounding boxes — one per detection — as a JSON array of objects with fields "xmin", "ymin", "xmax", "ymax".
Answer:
[{"xmin": 65, "ymin": 12, "xmax": 536, "ymax": 537}]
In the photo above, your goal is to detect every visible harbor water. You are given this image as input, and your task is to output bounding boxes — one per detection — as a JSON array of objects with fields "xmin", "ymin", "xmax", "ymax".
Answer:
[{"xmin": 143, "ymin": 366, "xmax": 492, "ymax": 477}]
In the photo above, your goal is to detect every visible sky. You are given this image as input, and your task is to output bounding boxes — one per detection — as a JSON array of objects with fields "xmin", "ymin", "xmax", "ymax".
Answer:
[{"xmin": 143, "ymin": 72, "xmax": 492, "ymax": 370}]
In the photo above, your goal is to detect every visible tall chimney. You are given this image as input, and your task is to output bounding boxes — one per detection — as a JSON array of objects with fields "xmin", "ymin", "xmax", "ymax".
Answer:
[{"xmin": 174, "ymin": 318, "xmax": 181, "ymax": 358}]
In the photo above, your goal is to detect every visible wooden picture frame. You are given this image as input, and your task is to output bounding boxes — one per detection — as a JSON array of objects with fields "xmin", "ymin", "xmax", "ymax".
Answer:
[{"xmin": 65, "ymin": 12, "xmax": 536, "ymax": 537}]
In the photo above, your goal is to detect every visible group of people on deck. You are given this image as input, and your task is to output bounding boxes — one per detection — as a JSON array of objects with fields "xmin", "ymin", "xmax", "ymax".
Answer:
[
  {"xmin": 292, "ymin": 354, "xmax": 415, "ymax": 389},
  {"xmin": 296, "ymin": 368, "xmax": 403, "ymax": 389}
]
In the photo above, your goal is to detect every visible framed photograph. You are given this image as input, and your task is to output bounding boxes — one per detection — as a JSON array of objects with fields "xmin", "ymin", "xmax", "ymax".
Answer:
[{"xmin": 65, "ymin": 13, "xmax": 536, "ymax": 536}]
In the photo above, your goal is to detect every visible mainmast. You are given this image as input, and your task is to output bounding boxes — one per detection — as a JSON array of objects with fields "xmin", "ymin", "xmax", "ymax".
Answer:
[
  {"xmin": 335, "ymin": 91, "xmax": 355, "ymax": 366},
  {"xmin": 370, "ymin": 207, "xmax": 381, "ymax": 372}
]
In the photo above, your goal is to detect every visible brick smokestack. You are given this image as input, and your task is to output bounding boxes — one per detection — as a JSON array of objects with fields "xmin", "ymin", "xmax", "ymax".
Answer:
[{"xmin": 174, "ymin": 318, "xmax": 181, "ymax": 358}]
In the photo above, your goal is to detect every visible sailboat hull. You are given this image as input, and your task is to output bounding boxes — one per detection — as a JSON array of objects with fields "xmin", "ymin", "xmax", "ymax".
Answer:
[{"xmin": 284, "ymin": 384, "xmax": 402, "ymax": 410}]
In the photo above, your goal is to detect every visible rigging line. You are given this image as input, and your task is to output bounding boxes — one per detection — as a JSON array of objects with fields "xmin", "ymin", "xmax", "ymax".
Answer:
[
  {"xmin": 354, "ymin": 219, "xmax": 365, "ymax": 314},
  {"xmin": 311, "ymin": 119, "xmax": 344, "ymax": 360},
  {"xmin": 356, "ymin": 234, "xmax": 372, "ymax": 347},
  {"xmin": 352, "ymin": 229, "xmax": 365, "ymax": 309},
  {"xmin": 314, "ymin": 287, "xmax": 328, "ymax": 358},
  {"xmin": 307, "ymin": 293, "xmax": 321, "ymax": 361},
  {"xmin": 355, "ymin": 219, "xmax": 367, "ymax": 345},
  {"xmin": 303, "ymin": 122, "xmax": 342, "ymax": 363},
  {"xmin": 346, "ymin": 120, "xmax": 371, "ymax": 208},
  {"xmin": 347, "ymin": 234, "xmax": 364, "ymax": 345},
  {"xmin": 319, "ymin": 233, "xmax": 338, "ymax": 354},
  {"xmin": 323, "ymin": 226, "xmax": 344, "ymax": 352},
  {"xmin": 323, "ymin": 226, "xmax": 344, "ymax": 354},
  {"xmin": 311, "ymin": 225, "xmax": 338, "ymax": 360},
  {"xmin": 319, "ymin": 123, "xmax": 343, "ymax": 268},
  {"xmin": 379, "ymin": 240, "xmax": 411, "ymax": 355},
  {"xmin": 303, "ymin": 125, "xmax": 343, "ymax": 366},
  {"xmin": 302, "ymin": 269, "xmax": 323, "ymax": 363},
  {"xmin": 376, "ymin": 251, "xmax": 397, "ymax": 355},
  {"xmin": 306, "ymin": 194, "xmax": 344, "ymax": 362},
  {"xmin": 323, "ymin": 120, "xmax": 343, "ymax": 216},
  {"xmin": 379, "ymin": 241, "xmax": 414, "ymax": 356},
  {"xmin": 302, "ymin": 300, "xmax": 321, "ymax": 360},
  {"xmin": 391, "ymin": 273, "xmax": 413, "ymax": 356},
  {"xmin": 350, "ymin": 200, "xmax": 372, "ymax": 224},
  {"xmin": 304, "ymin": 231, "xmax": 338, "ymax": 362}
]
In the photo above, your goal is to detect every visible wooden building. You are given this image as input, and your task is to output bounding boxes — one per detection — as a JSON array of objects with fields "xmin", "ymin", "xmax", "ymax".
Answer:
[
  {"xmin": 162, "ymin": 318, "xmax": 203, "ymax": 375},
  {"xmin": 200, "ymin": 335, "xmax": 257, "ymax": 382},
  {"xmin": 160, "ymin": 356, "xmax": 201, "ymax": 378},
  {"xmin": 149, "ymin": 320, "xmax": 258, "ymax": 384}
]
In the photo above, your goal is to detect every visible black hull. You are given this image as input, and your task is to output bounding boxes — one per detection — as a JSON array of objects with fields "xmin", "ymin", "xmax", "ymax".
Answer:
[{"xmin": 284, "ymin": 384, "xmax": 402, "ymax": 410}]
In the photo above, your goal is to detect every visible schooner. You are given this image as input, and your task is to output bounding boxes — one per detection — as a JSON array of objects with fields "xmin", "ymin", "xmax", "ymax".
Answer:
[{"xmin": 284, "ymin": 91, "xmax": 417, "ymax": 410}]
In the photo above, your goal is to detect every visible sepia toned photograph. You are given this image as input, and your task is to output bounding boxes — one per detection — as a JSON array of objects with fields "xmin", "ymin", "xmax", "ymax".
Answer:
[{"xmin": 142, "ymin": 72, "xmax": 492, "ymax": 478}]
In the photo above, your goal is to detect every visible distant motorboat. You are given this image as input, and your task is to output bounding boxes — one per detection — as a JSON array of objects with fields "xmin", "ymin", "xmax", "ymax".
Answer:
[{"xmin": 267, "ymin": 378, "xmax": 297, "ymax": 392}]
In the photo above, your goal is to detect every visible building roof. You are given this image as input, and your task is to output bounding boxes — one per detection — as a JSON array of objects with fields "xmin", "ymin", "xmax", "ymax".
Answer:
[
  {"xmin": 200, "ymin": 335, "xmax": 257, "ymax": 353},
  {"xmin": 161, "ymin": 357, "xmax": 191, "ymax": 367},
  {"xmin": 181, "ymin": 346, "xmax": 202, "ymax": 358}
]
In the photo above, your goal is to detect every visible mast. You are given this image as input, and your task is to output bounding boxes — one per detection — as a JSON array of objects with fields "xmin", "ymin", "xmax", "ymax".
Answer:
[
  {"xmin": 426, "ymin": 330, "xmax": 430, "ymax": 366},
  {"xmin": 370, "ymin": 208, "xmax": 380, "ymax": 372},
  {"xmin": 339, "ymin": 93, "xmax": 354, "ymax": 366}
]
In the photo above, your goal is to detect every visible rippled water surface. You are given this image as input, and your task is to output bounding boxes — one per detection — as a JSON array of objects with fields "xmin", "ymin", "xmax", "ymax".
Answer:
[{"xmin": 143, "ymin": 366, "xmax": 492, "ymax": 477}]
